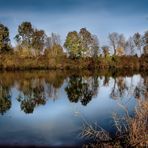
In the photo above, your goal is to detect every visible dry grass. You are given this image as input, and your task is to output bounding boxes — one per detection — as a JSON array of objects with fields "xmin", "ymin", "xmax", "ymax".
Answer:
[
  {"xmin": 1, "ymin": 52, "xmax": 148, "ymax": 71},
  {"xmin": 82, "ymin": 99, "xmax": 148, "ymax": 148},
  {"xmin": 128, "ymin": 100, "xmax": 148, "ymax": 147},
  {"xmin": 81, "ymin": 123, "xmax": 111, "ymax": 142}
]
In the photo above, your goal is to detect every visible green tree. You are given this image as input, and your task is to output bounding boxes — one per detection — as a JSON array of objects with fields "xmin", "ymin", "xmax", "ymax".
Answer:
[
  {"xmin": 0, "ymin": 86, "xmax": 11, "ymax": 115},
  {"xmin": 0, "ymin": 24, "xmax": 11, "ymax": 53},
  {"xmin": 64, "ymin": 31, "xmax": 81, "ymax": 58},
  {"xmin": 17, "ymin": 82, "xmax": 46, "ymax": 114},
  {"xmin": 79, "ymin": 28, "xmax": 99, "ymax": 57},
  {"xmin": 15, "ymin": 22, "xmax": 47, "ymax": 55},
  {"xmin": 64, "ymin": 28, "xmax": 99, "ymax": 58},
  {"xmin": 79, "ymin": 28, "xmax": 93, "ymax": 56},
  {"xmin": 15, "ymin": 22, "xmax": 34, "ymax": 49},
  {"xmin": 65, "ymin": 76, "xmax": 95, "ymax": 106},
  {"xmin": 32, "ymin": 29, "xmax": 46, "ymax": 52}
]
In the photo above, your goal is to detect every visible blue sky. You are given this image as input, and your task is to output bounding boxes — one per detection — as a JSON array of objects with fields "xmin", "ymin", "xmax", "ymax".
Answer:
[{"xmin": 0, "ymin": 0, "xmax": 148, "ymax": 46}]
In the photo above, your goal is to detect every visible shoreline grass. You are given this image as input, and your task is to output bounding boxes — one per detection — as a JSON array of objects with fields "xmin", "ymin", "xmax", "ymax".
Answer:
[{"xmin": 82, "ymin": 98, "xmax": 148, "ymax": 147}]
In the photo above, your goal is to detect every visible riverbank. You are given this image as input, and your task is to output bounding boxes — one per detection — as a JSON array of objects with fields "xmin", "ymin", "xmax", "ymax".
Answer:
[
  {"xmin": 0, "ymin": 53, "xmax": 148, "ymax": 71},
  {"xmin": 82, "ymin": 98, "xmax": 148, "ymax": 147}
]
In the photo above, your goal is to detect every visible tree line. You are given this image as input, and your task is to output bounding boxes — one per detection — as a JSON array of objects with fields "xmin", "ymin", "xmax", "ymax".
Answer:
[{"xmin": 0, "ymin": 21, "xmax": 148, "ymax": 58}]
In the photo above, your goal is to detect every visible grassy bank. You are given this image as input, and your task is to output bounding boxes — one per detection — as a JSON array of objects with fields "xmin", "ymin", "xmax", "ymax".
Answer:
[
  {"xmin": 82, "ymin": 98, "xmax": 148, "ymax": 147},
  {"xmin": 0, "ymin": 53, "xmax": 148, "ymax": 71}
]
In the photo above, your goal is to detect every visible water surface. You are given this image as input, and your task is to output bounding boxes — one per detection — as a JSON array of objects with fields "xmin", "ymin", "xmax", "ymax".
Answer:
[{"xmin": 0, "ymin": 71, "xmax": 147, "ymax": 147}]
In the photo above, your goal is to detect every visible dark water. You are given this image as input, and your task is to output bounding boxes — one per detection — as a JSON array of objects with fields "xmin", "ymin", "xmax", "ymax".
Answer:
[{"xmin": 0, "ymin": 71, "xmax": 147, "ymax": 147}]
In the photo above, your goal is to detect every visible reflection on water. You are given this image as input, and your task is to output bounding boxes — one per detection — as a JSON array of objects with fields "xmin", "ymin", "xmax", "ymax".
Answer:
[
  {"xmin": 17, "ymin": 80, "xmax": 46, "ymax": 114},
  {"xmin": 65, "ymin": 76, "xmax": 98, "ymax": 106},
  {"xmin": 0, "ymin": 85, "xmax": 11, "ymax": 115},
  {"xmin": 0, "ymin": 71, "xmax": 147, "ymax": 146}
]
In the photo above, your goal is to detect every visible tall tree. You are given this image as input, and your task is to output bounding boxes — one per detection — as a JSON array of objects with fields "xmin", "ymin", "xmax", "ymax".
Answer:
[
  {"xmin": 64, "ymin": 28, "xmax": 99, "ymax": 58},
  {"xmin": 0, "ymin": 24, "xmax": 11, "ymax": 53},
  {"xmin": 46, "ymin": 33, "xmax": 61, "ymax": 49},
  {"xmin": 15, "ymin": 22, "xmax": 34, "ymax": 49},
  {"xmin": 64, "ymin": 31, "xmax": 81, "ymax": 58},
  {"xmin": 31, "ymin": 29, "xmax": 46, "ymax": 52},
  {"xmin": 143, "ymin": 31, "xmax": 148, "ymax": 55},
  {"xmin": 88, "ymin": 35, "xmax": 99, "ymax": 58},
  {"xmin": 79, "ymin": 28, "xmax": 99, "ymax": 57},
  {"xmin": 79, "ymin": 28, "xmax": 93, "ymax": 56},
  {"xmin": 117, "ymin": 34, "xmax": 126, "ymax": 56},
  {"xmin": 133, "ymin": 32, "xmax": 142, "ymax": 55},
  {"xmin": 15, "ymin": 22, "xmax": 47, "ymax": 55},
  {"xmin": 108, "ymin": 32, "xmax": 118, "ymax": 55},
  {"xmin": 45, "ymin": 33, "xmax": 63, "ymax": 57},
  {"xmin": 108, "ymin": 32, "xmax": 126, "ymax": 55},
  {"xmin": 126, "ymin": 37, "xmax": 135, "ymax": 55}
]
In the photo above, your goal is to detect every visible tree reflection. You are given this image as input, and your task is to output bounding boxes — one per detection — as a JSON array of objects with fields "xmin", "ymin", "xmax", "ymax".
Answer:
[
  {"xmin": 0, "ymin": 85, "xmax": 11, "ymax": 115},
  {"xmin": 110, "ymin": 75, "xmax": 148, "ymax": 101},
  {"xmin": 110, "ymin": 78, "xmax": 118, "ymax": 99},
  {"xmin": 143, "ymin": 76, "xmax": 148, "ymax": 100},
  {"xmin": 17, "ymin": 79, "xmax": 46, "ymax": 114},
  {"xmin": 65, "ymin": 76, "xmax": 99, "ymax": 106},
  {"xmin": 103, "ymin": 76, "xmax": 110, "ymax": 86},
  {"xmin": 0, "ymin": 71, "xmax": 148, "ymax": 114},
  {"xmin": 134, "ymin": 86, "xmax": 142, "ymax": 99},
  {"xmin": 117, "ymin": 77, "xmax": 128, "ymax": 97},
  {"xmin": 134, "ymin": 76, "xmax": 148, "ymax": 100},
  {"xmin": 45, "ymin": 83, "xmax": 59, "ymax": 100},
  {"xmin": 110, "ymin": 77, "xmax": 128, "ymax": 99}
]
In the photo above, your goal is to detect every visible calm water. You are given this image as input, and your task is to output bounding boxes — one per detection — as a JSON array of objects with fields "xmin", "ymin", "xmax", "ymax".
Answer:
[{"xmin": 0, "ymin": 71, "xmax": 147, "ymax": 147}]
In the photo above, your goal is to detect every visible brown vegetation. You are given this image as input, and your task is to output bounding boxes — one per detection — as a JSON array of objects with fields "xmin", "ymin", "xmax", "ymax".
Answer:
[
  {"xmin": 0, "ymin": 53, "xmax": 148, "ymax": 71},
  {"xmin": 82, "ymin": 99, "xmax": 148, "ymax": 147}
]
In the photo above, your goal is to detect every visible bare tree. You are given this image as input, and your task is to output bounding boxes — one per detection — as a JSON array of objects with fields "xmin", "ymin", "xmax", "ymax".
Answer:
[
  {"xmin": 126, "ymin": 37, "xmax": 135, "ymax": 55},
  {"xmin": 89, "ymin": 35, "xmax": 99, "ymax": 58},
  {"xmin": 133, "ymin": 32, "xmax": 142, "ymax": 55},
  {"xmin": 108, "ymin": 32, "xmax": 118, "ymax": 55},
  {"xmin": 108, "ymin": 32, "xmax": 126, "ymax": 55},
  {"xmin": 46, "ymin": 33, "xmax": 61, "ymax": 49}
]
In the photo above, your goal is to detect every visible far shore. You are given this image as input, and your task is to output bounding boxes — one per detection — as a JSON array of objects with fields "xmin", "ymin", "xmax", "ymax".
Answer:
[{"xmin": 0, "ymin": 53, "xmax": 148, "ymax": 71}]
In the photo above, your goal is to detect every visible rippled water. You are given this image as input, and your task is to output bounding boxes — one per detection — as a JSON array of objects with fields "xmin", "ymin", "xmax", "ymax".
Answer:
[{"xmin": 0, "ymin": 71, "xmax": 147, "ymax": 147}]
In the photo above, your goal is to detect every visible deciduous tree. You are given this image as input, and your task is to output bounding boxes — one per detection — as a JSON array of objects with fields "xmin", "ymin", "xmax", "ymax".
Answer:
[
  {"xmin": 64, "ymin": 31, "xmax": 81, "ymax": 58},
  {"xmin": 126, "ymin": 37, "xmax": 135, "ymax": 55},
  {"xmin": 133, "ymin": 32, "xmax": 142, "ymax": 55},
  {"xmin": 15, "ymin": 22, "xmax": 34, "ymax": 49},
  {"xmin": 0, "ymin": 24, "xmax": 11, "ymax": 53},
  {"xmin": 143, "ymin": 31, "xmax": 148, "ymax": 55},
  {"xmin": 32, "ymin": 29, "xmax": 46, "ymax": 52},
  {"xmin": 64, "ymin": 28, "xmax": 99, "ymax": 58},
  {"xmin": 108, "ymin": 32, "xmax": 126, "ymax": 55},
  {"xmin": 102, "ymin": 46, "xmax": 110, "ymax": 57}
]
